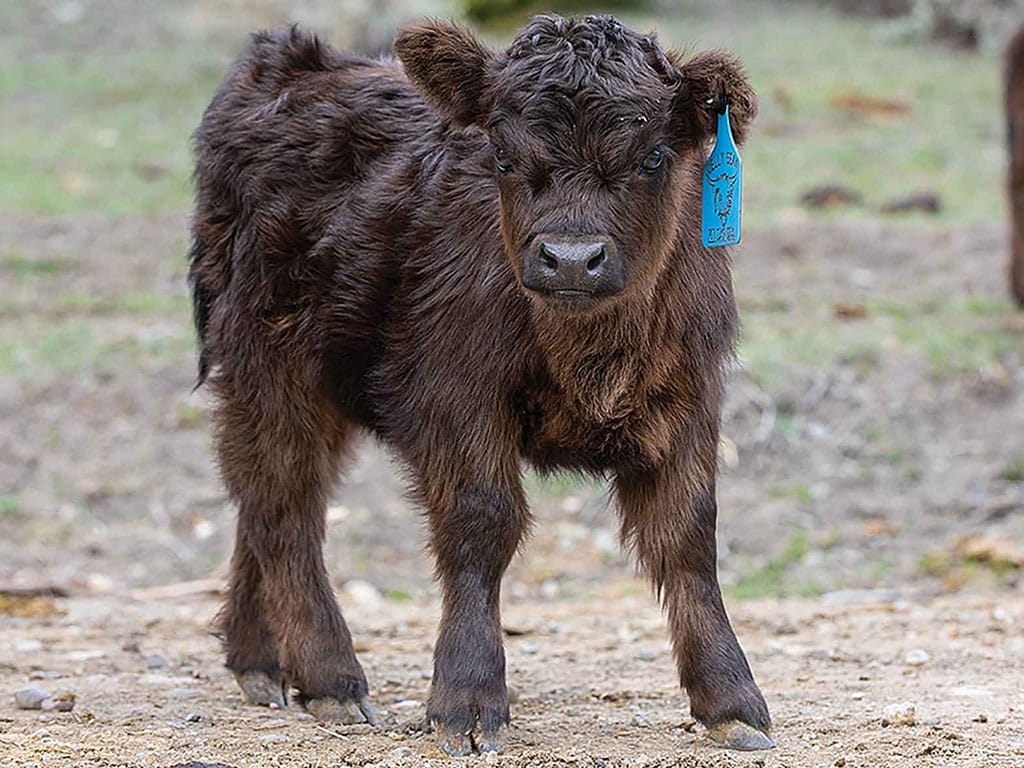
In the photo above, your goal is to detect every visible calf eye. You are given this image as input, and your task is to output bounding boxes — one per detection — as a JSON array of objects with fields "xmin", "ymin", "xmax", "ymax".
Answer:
[
  {"xmin": 494, "ymin": 146, "xmax": 513, "ymax": 174},
  {"xmin": 640, "ymin": 148, "xmax": 665, "ymax": 175}
]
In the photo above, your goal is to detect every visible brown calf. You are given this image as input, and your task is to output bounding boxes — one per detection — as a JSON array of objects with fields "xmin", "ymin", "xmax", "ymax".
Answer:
[
  {"xmin": 1008, "ymin": 25, "xmax": 1024, "ymax": 306},
  {"xmin": 189, "ymin": 14, "xmax": 770, "ymax": 754}
]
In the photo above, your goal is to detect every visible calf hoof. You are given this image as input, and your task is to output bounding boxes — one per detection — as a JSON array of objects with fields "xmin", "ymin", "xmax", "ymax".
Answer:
[
  {"xmin": 707, "ymin": 720, "xmax": 775, "ymax": 751},
  {"xmin": 234, "ymin": 670, "xmax": 287, "ymax": 708},
  {"xmin": 305, "ymin": 695, "xmax": 377, "ymax": 725},
  {"xmin": 435, "ymin": 725, "xmax": 505, "ymax": 757}
]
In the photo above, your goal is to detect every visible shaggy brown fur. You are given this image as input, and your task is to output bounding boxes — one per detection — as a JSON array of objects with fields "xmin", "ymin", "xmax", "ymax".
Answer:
[
  {"xmin": 189, "ymin": 14, "xmax": 768, "ymax": 753},
  {"xmin": 1007, "ymin": 25, "xmax": 1024, "ymax": 306}
]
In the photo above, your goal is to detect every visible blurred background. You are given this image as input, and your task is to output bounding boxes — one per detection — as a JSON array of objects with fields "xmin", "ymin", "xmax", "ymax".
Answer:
[{"xmin": 1, "ymin": 0, "xmax": 1022, "ymax": 608}]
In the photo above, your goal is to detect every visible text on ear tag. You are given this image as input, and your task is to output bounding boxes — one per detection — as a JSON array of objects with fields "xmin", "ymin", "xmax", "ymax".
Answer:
[{"xmin": 702, "ymin": 105, "xmax": 742, "ymax": 248}]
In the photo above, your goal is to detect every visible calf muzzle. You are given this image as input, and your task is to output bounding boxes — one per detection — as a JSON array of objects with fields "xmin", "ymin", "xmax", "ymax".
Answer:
[{"xmin": 521, "ymin": 235, "xmax": 625, "ymax": 308}]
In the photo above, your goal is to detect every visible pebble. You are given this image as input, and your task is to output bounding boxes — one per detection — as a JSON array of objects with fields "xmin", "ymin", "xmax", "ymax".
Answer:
[
  {"xmin": 14, "ymin": 639, "xmax": 43, "ymax": 653},
  {"xmin": 636, "ymin": 648, "xmax": 657, "ymax": 661},
  {"xmin": 170, "ymin": 688, "xmax": 203, "ymax": 698},
  {"xmin": 389, "ymin": 747, "xmax": 415, "ymax": 759},
  {"xmin": 882, "ymin": 702, "xmax": 916, "ymax": 726},
  {"xmin": 15, "ymin": 685, "xmax": 50, "ymax": 710},
  {"xmin": 185, "ymin": 712, "xmax": 202, "ymax": 722},
  {"xmin": 631, "ymin": 709, "xmax": 651, "ymax": 728},
  {"xmin": 146, "ymin": 653, "xmax": 168, "ymax": 670},
  {"xmin": 904, "ymin": 649, "xmax": 930, "ymax": 666},
  {"xmin": 519, "ymin": 643, "xmax": 538, "ymax": 656},
  {"xmin": 342, "ymin": 580, "xmax": 384, "ymax": 608},
  {"xmin": 259, "ymin": 733, "xmax": 288, "ymax": 743},
  {"xmin": 42, "ymin": 691, "xmax": 76, "ymax": 712}
]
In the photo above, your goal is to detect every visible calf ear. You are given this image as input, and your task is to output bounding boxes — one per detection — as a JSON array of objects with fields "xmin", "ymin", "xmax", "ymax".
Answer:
[
  {"xmin": 394, "ymin": 20, "xmax": 495, "ymax": 128},
  {"xmin": 671, "ymin": 51, "xmax": 757, "ymax": 147}
]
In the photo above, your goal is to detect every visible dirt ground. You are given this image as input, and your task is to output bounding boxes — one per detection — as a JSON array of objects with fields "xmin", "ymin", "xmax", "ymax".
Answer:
[{"xmin": 0, "ymin": 589, "xmax": 1022, "ymax": 767}]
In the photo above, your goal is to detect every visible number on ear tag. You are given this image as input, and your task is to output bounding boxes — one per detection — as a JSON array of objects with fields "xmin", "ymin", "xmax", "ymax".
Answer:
[{"xmin": 702, "ymin": 105, "xmax": 743, "ymax": 248}]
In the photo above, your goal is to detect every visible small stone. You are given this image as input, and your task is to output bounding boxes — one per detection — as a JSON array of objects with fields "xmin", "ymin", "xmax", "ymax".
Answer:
[
  {"xmin": 539, "ymin": 580, "xmax": 559, "ymax": 599},
  {"xmin": 14, "ymin": 639, "xmax": 43, "ymax": 653},
  {"xmin": 389, "ymin": 747, "xmax": 414, "ymax": 759},
  {"xmin": 631, "ymin": 709, "xmax": 651, "ymax": 728},
  {"xmin": 973, "ymin": 713, "xmax": 988, "ymax": 723},
  {"xmin": 146, "ymin": 653, "xmax": 168, "ymax": 670},
  {"xmin": 882, "ymin": 702, "xmax": 916, "ymax": 726},
  {"xmin": 185, "ymin": 712, "xmax": 201, "ymax": 722},
  {"xmin": 904, "ymin": 649, "xmax": 930, "ymax": 666},
  {"xmin": 636, "ymin": 648, "xmax": 657, "ymax": 661},
  {"xmin": 41, "ymin": 690, "xmax": 75, "ymax": 712},
  {"xmin": 851, "ymin": 692, "xmax": 864, "ymax": 701},
  {"xmin": 259, "ymin": 732, "xmax": 288, "ymax": 743},
  {"xmin": 170, "ymin": 688, "xmax": 203, "ymax": 698},
  {"xmin": 519, "ymin": 643, "xmax": 538, "ymax": 656},
  {"xmin": 835, "ymin": 759, "xmax": 846, "ymax": 767},
  {"xmin": 341, "ymin": 580, "xmax": 384, "ymax": 608},
  {"xmin": 15, "ymin": 685, "xmax": 50, "ymax": 710}
]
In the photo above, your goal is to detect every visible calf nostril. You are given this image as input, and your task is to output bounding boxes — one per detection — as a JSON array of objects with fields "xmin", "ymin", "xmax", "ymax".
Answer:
[
  {"xmin": 586, "ymin": 247, "xmax": 607, "ymax": 272},
  {"xmin": 540, "ymin": 244, "xmax": 558, "ymax": 271}
]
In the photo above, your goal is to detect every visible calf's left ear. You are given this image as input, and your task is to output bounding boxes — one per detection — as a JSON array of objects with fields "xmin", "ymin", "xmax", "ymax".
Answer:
[
  {"xmin": 671, "ymin": 51, "xmax": 758, "ymax": 147},
  {"xmin": 394, "ymin": 19, "xmax": 496, "ymax": 128}
]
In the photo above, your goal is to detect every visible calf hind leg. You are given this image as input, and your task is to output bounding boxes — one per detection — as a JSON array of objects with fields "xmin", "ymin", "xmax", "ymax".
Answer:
[
  {"xmin": 219, "ymin": 537, "xmax": 286, "ymax": 707},
  {"xmin": 212, "ymin": 371, "xmax": 372, "ymax": 722}
]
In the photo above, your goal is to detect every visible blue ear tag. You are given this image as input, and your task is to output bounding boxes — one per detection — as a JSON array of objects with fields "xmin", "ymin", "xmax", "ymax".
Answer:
[{"xmin": 702, "ymin": 105, "xmax": 742, "ymax": 248}]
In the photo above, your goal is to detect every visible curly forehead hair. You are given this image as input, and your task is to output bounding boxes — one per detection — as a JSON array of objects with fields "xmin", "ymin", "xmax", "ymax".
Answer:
[{"xmin": 504, "ymin": 15, "xmax": 677, "ymax": 93}]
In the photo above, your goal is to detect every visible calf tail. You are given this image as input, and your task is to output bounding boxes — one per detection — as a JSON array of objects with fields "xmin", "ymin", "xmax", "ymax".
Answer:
[
  {"xmin": 188, "ymin": 237, "xmax": 214, "ymax": 387},
  {"xmin": 1007, "ymin": 27, "xmax": 1024, "ymax": 305}
]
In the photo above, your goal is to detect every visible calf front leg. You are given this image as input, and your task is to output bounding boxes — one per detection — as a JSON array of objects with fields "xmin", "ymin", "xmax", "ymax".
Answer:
[
  {"xmin": 615, "ymin": 441, "xmax": 772, "ymax": 750},
  {"xmin": 423, "ymin": 482, "xmax": 530, "ymax": 756}
]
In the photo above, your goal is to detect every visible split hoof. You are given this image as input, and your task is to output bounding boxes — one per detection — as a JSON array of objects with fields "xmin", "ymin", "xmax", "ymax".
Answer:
[
  {"xmin": 235, "ymin": 671, "xmax": 286, "ymax": 709},
  {"xmin": 304, "ymin": 695, "xmax": 377, "ymax": 725},
  {"xmin": 707, "ymin": 720, "xmax": 775, "ymax": 751},
  {"xmin": 434, "ymin": 725, "xmax": 505, "ymax": 757}
]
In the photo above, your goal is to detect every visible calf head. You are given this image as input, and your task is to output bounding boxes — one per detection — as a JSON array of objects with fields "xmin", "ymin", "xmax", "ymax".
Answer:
[{"xmin": 395, "ymin": 15, "xmax": 756, "ymax": 313}]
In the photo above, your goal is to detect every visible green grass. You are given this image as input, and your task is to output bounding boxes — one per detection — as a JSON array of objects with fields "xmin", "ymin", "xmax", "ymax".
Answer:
[
  {"xmin": 1, "ymin": 251, "xmax": 77, "ymax": 278},
  {"xmin": 767, "ymin": 483, "xmax": 814, "ymax": 504},
  {"xmin": 0, "ymin": 495, "xmax": 22, "ymax": 519},
  {"xmin": 524, "ymin": 470, "xmax": 607, "ymax": 499},
  {"xmin": 1001, "ymin": 454, "xmax": 1024, "ymax": 483},
  {"xmin": 0, "ymin": 5, "xmax": 227, "ymax": 216},
  {"xmin": 740, "ymin": 293, "xmax": 1022, "ymax": 391},
  {"xmin": 51, "ymin": 292, "xmax": 191, "ymax": 316},
  {"xmin": 727, "ymin": 528, "xmax": 824, "ymax": 600},
  {"xmin": 0, "ymin": 319, "xmax": 194, "ymax": 382}
]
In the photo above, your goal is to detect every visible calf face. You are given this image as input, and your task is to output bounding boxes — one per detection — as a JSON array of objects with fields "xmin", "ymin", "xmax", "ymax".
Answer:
[{"xmin": 396, "ymin": 15, "xmax": 756, "ymax": 313}]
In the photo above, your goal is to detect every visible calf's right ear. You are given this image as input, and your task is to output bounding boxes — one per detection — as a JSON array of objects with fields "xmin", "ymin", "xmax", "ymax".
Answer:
[{"xmin": 394, "ymin": 19, "xmax": 495, "ymax": 128}]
